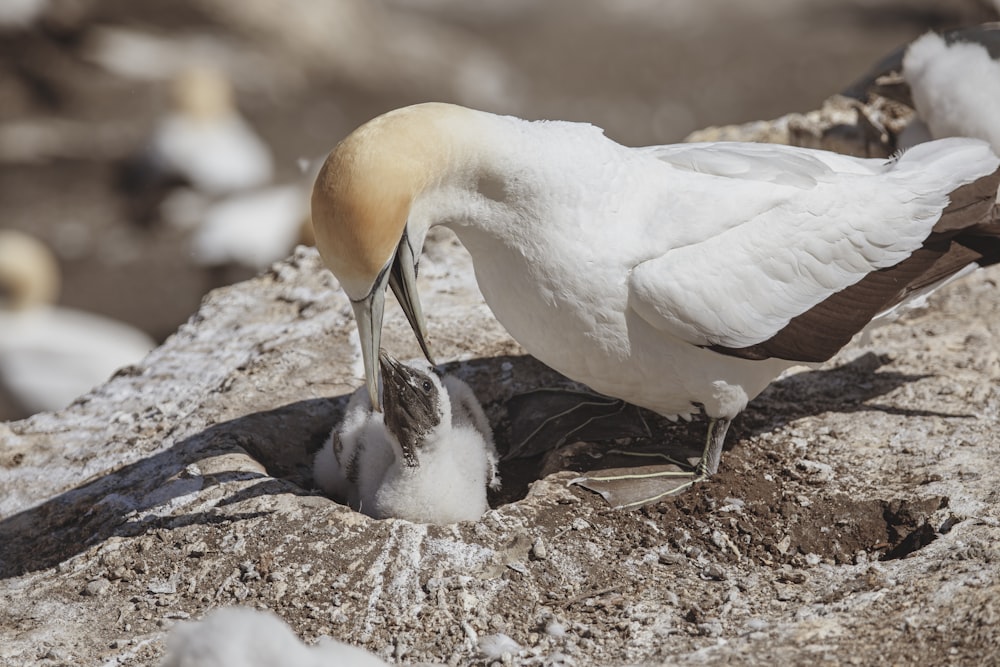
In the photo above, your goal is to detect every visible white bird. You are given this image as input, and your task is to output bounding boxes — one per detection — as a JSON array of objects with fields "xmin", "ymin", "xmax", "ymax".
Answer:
[
  {"xmin": 190, "ymin": 184, "xmax": 309, "ymax": 271},
  {"xmin": 841, "ymin": 24, "xmax": 1000, "ymax": 155},
  {"xmin": 0, "ymin": 0, "xmax": 46, "ymax": 29},
  {"xmin": 313, "ymin": 350, "xmax": 500, "ymax": 524},
  {"xmin": 160, "ymin": 606, "xmax": 388, "ymax": 667},
  {"xmin": 902, "ymin": 28, "xmax": 1000, "ymax": 152},
  {"xmin": 309, "ymin": 103, "xmax": 1000, "ymax": 480},
  {"xmin": 131, "ymin": 65, "xmax": 274, "ymax": 198},
  {"xmin": 0, "ymin": 230, "xmax": 155, "ymax": 415}
]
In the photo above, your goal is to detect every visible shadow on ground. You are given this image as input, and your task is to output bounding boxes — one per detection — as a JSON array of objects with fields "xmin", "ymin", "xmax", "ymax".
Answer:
[{"xmin": 0, "ymin": 351, "xmax": 963, "ymax": 578}]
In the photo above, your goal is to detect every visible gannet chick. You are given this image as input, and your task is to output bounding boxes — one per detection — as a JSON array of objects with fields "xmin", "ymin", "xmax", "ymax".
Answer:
[
  {"xmin": 312, "ymin": 378, "xmax": 396, "ymax": 511},
  {"xmin": 313, "ymin": 351, "xmax": 499, "ymax": 524},
  {"xmin": 311, "ymin": 103, "xmax": 1000, "ymax": 482},
  {"xmin": 902, "ymin": 29, "xmax": 1000, "ymax": 152},
  {"xmin": 842, "ymin": 24, "xmax": 1000, "ymax": 154},
  {"xmin": 0, "ymin": 230, "xmax": 155, "ymax": 415}
]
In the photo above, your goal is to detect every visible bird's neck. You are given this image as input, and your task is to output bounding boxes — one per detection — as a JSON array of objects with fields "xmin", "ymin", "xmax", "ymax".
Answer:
[{"xmin": 409, "ymin": 111, "xmax": 559, "ymax": 248}]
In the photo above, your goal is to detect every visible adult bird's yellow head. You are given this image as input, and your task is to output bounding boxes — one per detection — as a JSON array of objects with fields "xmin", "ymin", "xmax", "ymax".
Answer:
[{"xmin": 311, "ymin": 103, "xmax": 479, "ymax": 409}]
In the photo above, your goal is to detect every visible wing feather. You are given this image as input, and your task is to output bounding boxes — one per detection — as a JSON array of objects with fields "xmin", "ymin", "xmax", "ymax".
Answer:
[{"xmin": 627, "ymin": 139, "xmax": 998, "ymax": 360}]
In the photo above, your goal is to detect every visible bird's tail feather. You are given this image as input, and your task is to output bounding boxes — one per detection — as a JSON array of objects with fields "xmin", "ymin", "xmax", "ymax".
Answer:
[
  {"xmin": 893, "ymin": 137, "xmax": 999, "ymax": 182},
  {"xmin": 935, "ymin": 166, "xmax": 1000, "ymax": 234}
]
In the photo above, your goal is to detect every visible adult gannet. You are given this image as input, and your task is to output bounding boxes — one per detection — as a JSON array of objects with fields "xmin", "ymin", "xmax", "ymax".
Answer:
[
  {"xmin": 0, "ymin": 230, "xmax": 155, "ymax": 415},
  {"xmin": 313, "ymin": 350, "xmax": 500, "ymax": 524},
  {"xmin": 310, "ymin": 103, "xmax": 1000, "ymax": 479},
  {"xmin": 120, "ymin": 65, "xmax": 274, "ymax": 212}
]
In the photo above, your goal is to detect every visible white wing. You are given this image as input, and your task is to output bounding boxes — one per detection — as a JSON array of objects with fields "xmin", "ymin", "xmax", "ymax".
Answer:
[
  {"xmin": 640, "ymin": 140, "xmax": 876, "ymax": 186},
  {"xmin": 628, "ymin": 138, "xmax": 998, "ymax": 352}
]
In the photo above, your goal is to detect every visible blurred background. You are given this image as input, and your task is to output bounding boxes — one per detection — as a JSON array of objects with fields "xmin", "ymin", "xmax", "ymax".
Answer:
[{"xmin": 1, "ymin": 0, "xmax": 998, "ymax": 421}]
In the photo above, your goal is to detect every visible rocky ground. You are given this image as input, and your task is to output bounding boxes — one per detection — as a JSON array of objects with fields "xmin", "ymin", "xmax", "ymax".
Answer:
[
  {"xmin": 3, "ymin": 1, "xmax": 1000, "ymax": 665},
  {"xmin": 2, "ymin": 237, "xmax": 1000, "ymax": 666}
]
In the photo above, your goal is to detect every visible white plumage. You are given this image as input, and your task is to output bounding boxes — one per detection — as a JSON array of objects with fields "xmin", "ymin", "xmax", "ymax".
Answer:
[
  {"xmin": 313, "ymin": 383, "xmax": 396, "ymax": 512},
  {"xmin": 903, "ymin": 31, "xmax": 1000, "ymax": 152},
  {"xmin": 625, "ymin": 140, "xmax": 982, "ymax": 350},
  {"xmin": 0, "ymin": 0, "xmax": 46, "ymax": 29},
  {"xmin": 0, "ymin": 306, "xmax": 154, "ymax": 414},
  {"xmin": 313, "ymin": 351, "xmax": 500, "ymax": 524},
  {"xmin": 190, "ymin": 184, "xmax": 308, "ymax": 270},
  {"xmin": 159, "ymin": 606, "xmax": 387, "ymax": 667},
  {"xmin": 148, "ymin": 66, "xmax": 273, "ymax": 196},
  {"xmin": 0, "ymin": 230, "xmax": 154, "ymax": 415},
  {"xmin": 310, "ymin": 103, "xmax": 1000, "ymax": 477}
]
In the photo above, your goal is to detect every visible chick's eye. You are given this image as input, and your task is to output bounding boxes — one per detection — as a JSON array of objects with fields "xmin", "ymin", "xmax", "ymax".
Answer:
[{"xmin": 422, "ymin": 380, "xmax": 432, "ymax": 392}]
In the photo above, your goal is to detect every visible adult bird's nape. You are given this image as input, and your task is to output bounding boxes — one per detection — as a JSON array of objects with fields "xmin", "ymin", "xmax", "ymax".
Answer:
[{"xmin": 311, "ymin": 103, "xmax": 1000, "ymax": 490}]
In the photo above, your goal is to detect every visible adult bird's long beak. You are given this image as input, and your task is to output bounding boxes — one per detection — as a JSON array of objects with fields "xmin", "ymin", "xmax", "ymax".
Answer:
[
  {"xmin": 388, "ymin": 232, "xmax": 434, "ymax": 365},
  {"xmin": 350, "ymin": 235, "xmax": 433, "ymax": 413},
  {"xmin": 350, "ymin": 267, "xmax": 391, "ymax": 412}
]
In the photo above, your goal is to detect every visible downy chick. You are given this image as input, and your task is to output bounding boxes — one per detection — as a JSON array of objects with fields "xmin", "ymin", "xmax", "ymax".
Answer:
[{"xmin": 313, "ymin": 350, "xmax": 499, "ymax": 524}]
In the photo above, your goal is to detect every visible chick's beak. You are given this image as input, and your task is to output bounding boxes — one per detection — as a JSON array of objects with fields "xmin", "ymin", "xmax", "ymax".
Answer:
[
  {"xmin": 378, "ymin": 349, "xmax": 420, "ymax": 467},
  {"xmin": 388, "ymin": 231, "xmax": 434, "ymax": 365}
]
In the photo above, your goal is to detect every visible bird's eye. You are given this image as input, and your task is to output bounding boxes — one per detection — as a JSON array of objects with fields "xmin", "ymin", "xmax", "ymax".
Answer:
[{"xmin": 421, "ymin": 380, "xmax": 432, "ymax": 392}]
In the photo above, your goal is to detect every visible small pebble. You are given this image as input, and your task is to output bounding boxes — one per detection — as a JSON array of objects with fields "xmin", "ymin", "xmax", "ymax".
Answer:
[
  {"xmin": 82, "ymin": 578, "xmax": 111, "ymax": 597},
  {"xmin": 507, "ymin": 561, "xmax": 528, "ymax": 575},
  {"xmin": 531, "ymin": 537, "xmax": 548, "ymax": 560},
  {"xmin": 546, "ymin": 620, "xmax": 568, "ymax": 638},
  {"xmin": 779, "ymin": 569, "xmax": 807, "ymax": 584},
  {"xmin": 658, "ymin": 552, "xmax": 686, "ymax": 566}
]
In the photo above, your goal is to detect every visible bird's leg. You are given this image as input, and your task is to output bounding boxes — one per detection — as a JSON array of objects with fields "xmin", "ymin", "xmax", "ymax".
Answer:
[
  {"xmin": 567, "ymin": 409, "xmax": 733, "ymax": 507},
  {"xmin": 698, "ymin": 417, "xmax": 731, "ymax": 477}
]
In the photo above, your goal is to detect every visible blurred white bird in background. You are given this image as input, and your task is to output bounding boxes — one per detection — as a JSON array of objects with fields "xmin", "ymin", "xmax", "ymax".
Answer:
[
  {"xmin": 314, "ymin": 350, "xmax": 500, "ymax": 524},
  {"xmin": 311, "ymin": 103, "xmax": 1000, "ymax": 487},
  {"xmin": 189, "ymin": 184, "xmax": 310, "ymax": 272},
  {"xmin": 0, "ymin": 0, "xmax": 47, "ymax": 30},
  {"xmin": 110, "ymin": 62, "xmax": 313, "ymax": 274},
  {"xmin": 160, "ymin": 606, "xmax": 388, "ymax": 667},
  {"xmin": 119, "ymin": 64, "xmax": 274, "ymax": 210},
  {"xmin": 0, "ymin": 229, "xmax": 154, "ymax": 416}
]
